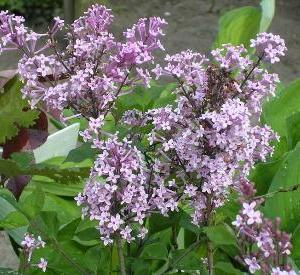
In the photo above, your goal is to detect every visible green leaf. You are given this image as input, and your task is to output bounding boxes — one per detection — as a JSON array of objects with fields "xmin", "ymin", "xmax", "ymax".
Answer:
[
  {"xmin": 83, "ymin": 246, "xmax": 111, "ymax": 274},
  {"xmin": 260, "ymin": 0, "xmax": 275, "ymax": 32},
  {"xmin": 0, "ymin": 211, "xmax": 28, "ymax": 229},
  {"xmin": 169, "ymin": 249, "xmax": 207, "ymax": 272},
  {"xmin": 140, "ymin": 243, "xmax": 168, "ymax": 260},
  {"xmin": 63, "ymin": 142, "xmax": 97, "ymax": 168},
  {"xmin": 0, "ymin": 76, "xmax": 39, "ymax": 143},
  {"xmin": 74, "ymin": 227, "xmax": 99, "ymax": 246},
  {"xmin": 33, "ymin": 123, "xmax": 80, "ymax": 163},
  {"xmin": 264, "ymin": 142, "xmax": 300, "ymax": 232},
  {"xmin": 41, "ymin": 193, "xmax": 80, "ymax": 224},
  {"xmin": 31, "ymin": 240, "xmax": 90, "ymax": 274},
  {"xmin": 58, "ymin": 218, "xmax": 81, "ymax": 242},
  {"xmin": 214, "ymin": 7, "xmax": 261, "ymax": 49},
  {"xmin": 263, "ymin": 79, "xmax": 300, "ymax": 137},
  {"xmin": 215, "ymin": 262, "xmax": 244, "ymax": 275},
  {"xmin": 113, "ymin": 82, "xmax": 176, "ymax": 122},
  {"xmin": 148, "ymin": 212, "xmax": 181, "ymax": 235},
  {"xmin": 0, "ymin": 154, "xmax": 89, "ymax": 184},
  {"xmin": 19, "ymin": 186, "xmax": 45, "ymax": 218},
  {"xmin": 286, "ymin": 111, "xmax": 300, "ymax": 150},
  {"xmin": 204, "ymin": 224, "xmax": 237, "ymax": 247},
  {"xmin": 29, "ymin": 176, "xmax": 85, "ymax": 197},
  {"xmin": 292, "ymin": 225, "xmax": 300, "ymax": 267},
  {"xmin": 249, "ymin": 156, "xmax": 286, "ymax": 196},
  {"xmin": 30, "ymin": 211, "xmax": 59, "ymax": 238},
  {"xmin": 0, "ymin": 189, "xmax": 27, "ymax": 244}
]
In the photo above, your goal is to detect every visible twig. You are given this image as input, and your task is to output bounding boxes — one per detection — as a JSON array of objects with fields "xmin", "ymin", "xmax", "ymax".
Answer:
[
  {"xmin": 240, "ymin": 54, "xmax": 264, "ymax": 88},
  {"xmin": 116, "ymin": 236, "xmax": 126, "ymax": 275},
  {"xmin": 206, "ymin": 195, "xmax": 214, "ymax": 275},
  {"xmin": 254, "ymin": 184, "xmax": 300, "ymax": 200}
]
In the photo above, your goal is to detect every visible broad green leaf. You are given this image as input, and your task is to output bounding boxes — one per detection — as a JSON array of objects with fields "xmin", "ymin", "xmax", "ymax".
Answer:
[
  {"xmin": 63, "ymin": 142, "xmax": 97, "ymax": 168},
  {"xmin": 113, "ymin": 82, "xmax": 176, "ymax": 122},
  {"xmin": 19, "ymin": 186, "xmax": 45, "ymax": 218},
  {"xmin": 292, "ymin": 225, "xmax": 300, "ymax": 267},
  {"xmin": 33, "ymin": 123, "xmax": 80, "ymax": 163},
  {"xmin": 204, "ymin": 224, "xmax": 237, "ymax": 247},
  {"xmin": 214, "ymin": 7, "xmax": 261, "ymax": 49},
  {"xmin": 148, "ymin": 212, "xmax": 181, "ymax": 235},
  {"xmin": 286, "ymin": 112, "xmax": 300, "ymax": 150},
  {"xmin": 0, "ymin": 211, "xmax": 28, "ymax": 229},
  {"xmin": 74, "ymin": 227, "xmax": 99, "ymax": 246},
  {"xmin": 0, "ymin": 76, "xmax": 39, "ymax": 143},
  {"xmin": 249, "ymin": 156, "xmax": 286, "ymax": 195},
  {"xmin": 140, "ymin": 242, "xmax": 168, "ymax": 260},
  {"xmin": 215, "ymin": 262, "xmax": 244, "ymax": 275},
  {"xmin": 31, "ymin": 240, "xmax": 90, "ymax": 274},
  {"xmin": 169, "ymin": 249, "xmax": 207, "ymax": 272},
  {"xmin": 0, "ymin": 153, "xmax": 89, "ymax": 184},
  {"xmin": 42, "ymin": 194, "xmax": 80, "ymax": 224},
  {"xmin": 215, "ymin": 194, "xmax": 240, "ymax": 223},
  {"xmin": 29, "ymin": 176, "xmax": 84, "ymax": 197},
  {"xmin": 264, "ymin": 142, "xmax": 300, "ymax": 232},
  {"xmin": 0, "ymin": 189, "xmax": 27, "ymax": 244},
  {"xmin": 260, "ymin": 0, "xmax": 275, "ymax": 32},
  {"xmin": 30, "ymin": 211, "xmax": 59, "ymax": 238},
  {"xmin": 149, "ymin": 209, "xmax": 200, "ymax": 236},
  {"xmin": 57, "ymin": 218, "xmax": 81, "ymax": 242},
  {"xmin": 263, "ymin": 79, "xmax": 300, "ymax": 137},
  {"xmin": 83, "ymin": 246, "xmax": 111, "ymax": 274}
]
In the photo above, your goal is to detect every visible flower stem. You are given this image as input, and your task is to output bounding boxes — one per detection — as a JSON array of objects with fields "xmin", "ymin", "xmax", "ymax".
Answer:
[
  {"xmin": 207, "ymin": 240, "xmax": 214, "ymax": 275},
  {"xmin": 116, "ymin": 237, "xmax": 126, "ymax": 275},
  {"xmin": 206, "ymin": 195, "xmax": 214, "ymax": 275}
]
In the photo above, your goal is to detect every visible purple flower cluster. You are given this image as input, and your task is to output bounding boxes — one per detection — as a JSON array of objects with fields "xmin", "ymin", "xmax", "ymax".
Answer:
[
  {"xmin": 250, "ymin": 32, "xmax": 287, "ymax": 63},
  {"xmin": 21, "ymin": 233, "xmax": 47, "ymax": 272},
  {"xmin": 144, "ymin": 36, "xmax": 283, "ymax": 226},
  {"xmin": 0, "ymin": 5, "xmax": 166, "ymax": 117},
  {"xmin": 233, "ymin": 201, "xmax": 294, "ymax": 274},
  {"xmin": 75, "ymin": 135, "xmax": 177, "ymax": 245}
]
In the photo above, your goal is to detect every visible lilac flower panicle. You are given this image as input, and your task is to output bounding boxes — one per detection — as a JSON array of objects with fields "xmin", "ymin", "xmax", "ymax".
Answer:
[
  {"xmin": 75, "ymin": 134, "xmax": 178, "ymax": 244},
  {"xmin": 233, "ymin": 201, "xmax": 293, "ymax": 273},
  {"xmin": 0, "ymin": 6, "xmax": 167, "ymax": 116},
  {"xmin": 250, "ymin": 32, "xmax": 287, "ymax": 63},
  {"xmin": 21, "ymin": 233, "xmax": 45, "ymax": 262}
]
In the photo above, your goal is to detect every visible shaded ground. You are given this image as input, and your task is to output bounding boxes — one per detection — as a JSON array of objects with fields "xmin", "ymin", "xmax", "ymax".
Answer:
[{"xmin": 0, "ymin": 0, "xmax": 300, "ymax": 270}]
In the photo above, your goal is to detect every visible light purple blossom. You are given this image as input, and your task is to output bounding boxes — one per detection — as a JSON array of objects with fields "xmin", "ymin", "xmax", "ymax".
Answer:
[
  {"xmin": 37, "ymin": 258, "xmax": 48, "ymax": 272},
  {"xmin": 250, "ymin": 32, "xmax": 287, "ymax": 63},
  {"xmin": 245, "ymin": 257, "xmax": 261, "ymax": 274}
]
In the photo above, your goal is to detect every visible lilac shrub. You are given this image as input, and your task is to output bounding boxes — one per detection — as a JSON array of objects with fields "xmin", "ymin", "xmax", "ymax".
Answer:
[{"xmin": 0, "ymin": 4, "xmax": 295, "ymax": 274}]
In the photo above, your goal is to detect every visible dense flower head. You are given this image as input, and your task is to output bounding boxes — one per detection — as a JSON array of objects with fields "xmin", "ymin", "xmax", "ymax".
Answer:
[
  {"xmin": 0, "ymin": 5, "xmax": 167, "ymax": 116},
  {"xmin": 75, "ymin": 134, "xmax": 178, "ymax": 245},
  {"xmin": 251, "ymin": 32, "xmax": 287, "ymax": 63},
  {"xmin": 145, "ymin": 40, "xmax": 282, "ymax": 225}
]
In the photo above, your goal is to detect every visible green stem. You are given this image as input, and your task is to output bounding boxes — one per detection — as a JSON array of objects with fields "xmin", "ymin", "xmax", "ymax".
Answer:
[
  {"xmin": 116, "ymin": 237, "xmax": 126, "ymax": 275},
  {"xmin": 206, "ymin": 196, "xmax": 214, "ymax": 275}
]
